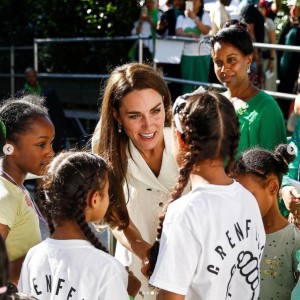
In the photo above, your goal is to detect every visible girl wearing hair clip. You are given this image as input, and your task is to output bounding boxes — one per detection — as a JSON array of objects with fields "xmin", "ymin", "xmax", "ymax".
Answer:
[
  {"xmin": 0, "ymin": 95, "xmax": 55, "ymax": 284},
  {"xmin": 230, "ymin": 144, "xmax": 300, "ymax": 300},
  {"xmin": 146, "ymin": 91, "xmax": 265, "ymax": 299}
]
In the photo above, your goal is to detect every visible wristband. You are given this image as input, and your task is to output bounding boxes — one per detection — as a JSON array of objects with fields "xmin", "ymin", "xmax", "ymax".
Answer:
[{"xmin": 129, "ymin": 295, "xmax": 135, "ymax": 300}]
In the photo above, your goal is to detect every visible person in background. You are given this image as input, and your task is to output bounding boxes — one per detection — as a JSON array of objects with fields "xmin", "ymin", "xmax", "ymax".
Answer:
[
  {"xmin": 209, "ymin": 0, "xmax": 232, "ymax": 35},
  {"xmin": 208, "ymin": 0, "xmax": 232, "ymax": 85},
  {"xmin": 239, "ymin": 0, "xmax": 265, "ymax": 89},
  {"xmin": 231, "ymin": 144, "xmax": 300, "ymax": 300},
  {"xmin": 262, "ymin": 0, "xmax": 282, "ymax": 19},
  {"xmin": 259, "ymin": 0, "xmax": 277, "ymax": 92},
  {"xmin": 17, "ymin": 67, "xmax": 69, "ymax": 152},
  {"xmin": 279, "ymin": 70, "xmax": 300, "ymax": 225},
  {"xmin": 156, "ymin": 0, "xmax": 185, "ymax": 101},
  {"xmin": 146, "ymin": 91, "xmax": 265, "ymax": 299},
  {"xmin": 159, "ymin": 0, "xmax": 173, "ymax": 12},
  {"xmin": 277, "ymin": 1, "xmax": 300, "ymax": 119},
  {"xmin": 130, "ymin": 0, "xmax": 159, "ymax": 62},
  {"xmin": 176, "ymin": 0, "xmax": 212, "ymax": 93},
  {"xmin": 211, "ymin": 21, "xmax": 286, "ymax": 157},
  {"xmin": 157, "ymin": 0, "xmax": 185, "ymax": 36}
]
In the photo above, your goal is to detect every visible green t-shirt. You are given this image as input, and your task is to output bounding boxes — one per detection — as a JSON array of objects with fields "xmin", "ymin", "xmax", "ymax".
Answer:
[
  {"xmin": 281, "ymin": 119, "xmax": 300, "ymax": 217},
  {"xmin": 235, "ymin": 91, "xmax": 287, "ymax": 157}
]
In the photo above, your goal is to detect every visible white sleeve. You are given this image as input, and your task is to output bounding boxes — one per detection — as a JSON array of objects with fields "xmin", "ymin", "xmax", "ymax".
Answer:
[
  {"xmin": 176, "ymin": 15, "xmax": 184, "ymax": 30},
  {"xmin": 99, "ymin": 264, "xmax": 129, "ymax": 300},
  {"xmin": 149, "ymin": 213, "xmax": 202, "ymax": 295},
  {"xmin": 18, "ymin": 254, "xmax": 31, "ymax": 294},
  {"xmin": 202, "ymin": 11, "xmax": 212, "ymax": 28}
]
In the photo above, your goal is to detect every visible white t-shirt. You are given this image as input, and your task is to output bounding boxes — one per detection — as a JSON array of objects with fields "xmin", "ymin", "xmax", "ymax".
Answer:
[
  {"xmin": 150, "ymin": 181, "xmax": 266, "ymax": 300},
  {"xmin": 115, "ymin": 128, "xmax": 188, "ymax": 300},
  {"xmin": 18, "ymin": 238, "xmax": 128, "ymax": 300},
  {"xmin": 176, "ymin": 13, "xmax": 212, "ymax": 56}
]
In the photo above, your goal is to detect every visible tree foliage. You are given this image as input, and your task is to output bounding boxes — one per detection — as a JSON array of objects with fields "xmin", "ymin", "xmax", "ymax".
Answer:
[{"xmin": 0, "ymin": 0, "xmax": 141, "ymax": 73}]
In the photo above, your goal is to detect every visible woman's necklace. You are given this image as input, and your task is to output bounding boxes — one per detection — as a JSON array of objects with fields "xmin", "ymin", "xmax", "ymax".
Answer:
[{"xmin": 1, "ymin": 170, "xmax": 47, "ymax": 224}]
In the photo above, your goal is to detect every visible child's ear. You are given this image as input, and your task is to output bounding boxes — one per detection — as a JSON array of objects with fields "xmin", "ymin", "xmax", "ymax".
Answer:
[
  {"xmin": 86, "ymin": 190, "xmax": 100, "ymax": 209},
  {"xmin": 267, "ymin": 178, "xmax": 279, "ymax": 196}
]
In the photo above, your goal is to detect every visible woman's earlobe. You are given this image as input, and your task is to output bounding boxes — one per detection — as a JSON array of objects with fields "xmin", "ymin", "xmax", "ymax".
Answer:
[{"xmin": 112, "ymin": 108, "xmax": 120, "ymax": 123}]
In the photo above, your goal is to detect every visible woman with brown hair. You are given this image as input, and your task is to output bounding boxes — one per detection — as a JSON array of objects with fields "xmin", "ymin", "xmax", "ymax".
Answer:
[{"xmin": 92, "ymin": 62, "xmax": 184, "ymax": 299}]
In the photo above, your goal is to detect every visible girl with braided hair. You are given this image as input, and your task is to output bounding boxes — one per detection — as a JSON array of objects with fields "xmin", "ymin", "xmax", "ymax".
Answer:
[
  {"xmin": 230, "ymin": 144, "xmax": 300, "ymax": 300},
  {"xmin": 18, "ymin": 152, "xmax": 140, "ymax": 300},
  {"xmin": 146, "ymin": 91, "xmax": 265, "ymax": 300}
]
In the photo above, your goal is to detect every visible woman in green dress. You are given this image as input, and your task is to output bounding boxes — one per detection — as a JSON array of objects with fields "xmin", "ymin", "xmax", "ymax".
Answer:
[{"xmin": 210, "ymin": 20, "xmax": 286, "ymax": 157}]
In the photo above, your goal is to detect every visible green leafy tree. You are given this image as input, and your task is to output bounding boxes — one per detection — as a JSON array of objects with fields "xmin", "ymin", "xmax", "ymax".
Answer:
[{"xmin": 0, "ymin": 0, "xmax": 141, "ymax": 73}]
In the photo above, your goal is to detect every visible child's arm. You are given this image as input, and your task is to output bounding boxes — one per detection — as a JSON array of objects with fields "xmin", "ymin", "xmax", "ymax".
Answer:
[
  {"xmin": 0, "ymin": 223, "xmax": 10, "ymax": 240},
  {"xmin": 112, "ymin": 218, "xmax": 151, "ymax": 261},
  {"xmin": 281, "ymin": 186, "xmax": 300, "ymax": 228},
  {"xmin": 157, "ymin": 290, "xmax": 185, "ymax": 300},
  {"xmin": 9, "ymin": 256, "xmax": 25, "ymax": 284},
  {"xmin": 126, "ymin": 267, "xmax": 141, "ymax": 299},
  {"xmin": 0, "ymin": 224, "xmax": 24, "ymax": 284}
]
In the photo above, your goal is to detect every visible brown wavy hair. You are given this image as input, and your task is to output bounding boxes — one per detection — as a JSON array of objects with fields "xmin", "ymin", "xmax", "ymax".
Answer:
[{"xmin": 92, "ymin": 63, "xmax": 172, "ymax": 230}]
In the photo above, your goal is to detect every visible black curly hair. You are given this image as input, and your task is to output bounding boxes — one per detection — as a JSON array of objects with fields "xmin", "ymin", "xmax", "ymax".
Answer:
[
  {"xmin": 230, "ymin": 144, "xmax": 295, "ymax": 187},
  {"xmin": 0, "ymin": 94, "xmax": 49, "ymax": 145}
]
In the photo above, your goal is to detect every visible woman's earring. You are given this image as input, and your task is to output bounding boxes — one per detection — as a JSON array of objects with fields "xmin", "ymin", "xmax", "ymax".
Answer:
[
  {"xmin": 118, "ymin": 123, "xmax": 122, "ymax": 133},
  {"xmin": 247, "ymin": 66, "xmax": 251, "ymax": 74}
]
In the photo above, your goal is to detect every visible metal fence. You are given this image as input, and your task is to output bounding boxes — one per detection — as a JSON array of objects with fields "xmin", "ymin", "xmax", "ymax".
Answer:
[
  {"xmin": 0, "ymin": 35, "xmax": 300, "ymax": 137},
  {"xmin": 1, "ymin": 36, "xmax": 300, "ymax": 254}
]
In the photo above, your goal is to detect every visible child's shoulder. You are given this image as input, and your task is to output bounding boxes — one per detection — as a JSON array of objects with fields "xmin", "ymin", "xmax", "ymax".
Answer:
[
  {"xmin": 269, "ymin": 223, "xmax": 300, "ymax": 244},
  {"xmin": 0, "ymin": 176, "xmax": 22, "ymax": 199}
]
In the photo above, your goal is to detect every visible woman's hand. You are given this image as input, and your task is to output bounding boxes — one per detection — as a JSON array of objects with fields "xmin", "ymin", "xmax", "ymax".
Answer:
[
  {"xmin": 141, "ymin": 257, "xmax": 150, "ymax": 277},
  {"xmin": 281, "ymin": 185, "xmax": 300, "ymax": 228},
  {"xmin": 112, "ymin": 218, "xmax": 151, "ymax": 261},
  {"xmin": 126, "ymin": 266, "xmax": 142, "ymax": 298},
  {"xmin": 185, "ymin": 9, "xmax": 196, "ymax": 20}
]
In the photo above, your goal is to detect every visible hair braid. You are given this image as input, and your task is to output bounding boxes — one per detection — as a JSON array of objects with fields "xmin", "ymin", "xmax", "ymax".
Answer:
[
  {"xmin": 42, "ymin": 151, "xmax": 110, "ymax": 253},
  {"xmin": 75, "ymin": 201, "xmax": 108, "ymax": 253},
  {"xmin": 147, "ymin": 133, "xmax": 197, "ymax": 277},
  {"xmin": 225, "ymin": 115, "xmax": 240, "ymax": 173}
]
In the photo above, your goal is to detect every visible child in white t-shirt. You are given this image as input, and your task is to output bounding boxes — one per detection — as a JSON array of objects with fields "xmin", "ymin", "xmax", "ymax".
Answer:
[
  {"xmin": 18, "ymin": 152, "xmax": 140, "ymax": 300},
  {"xmin": 231, "ymin": 145, "xmax": 300, "ymax": 300},
  {"xmin": 145, "ymin": 91, "xmax": 266, "ymax": 300}
]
